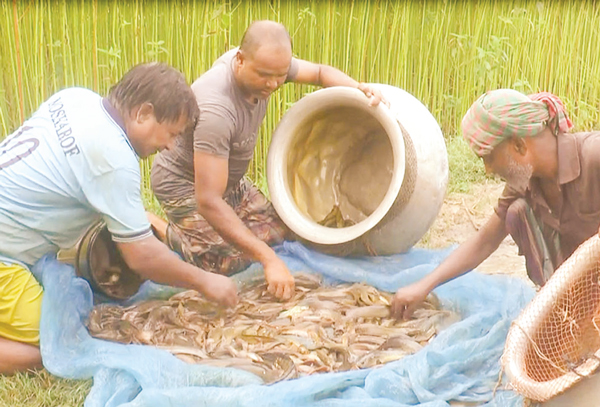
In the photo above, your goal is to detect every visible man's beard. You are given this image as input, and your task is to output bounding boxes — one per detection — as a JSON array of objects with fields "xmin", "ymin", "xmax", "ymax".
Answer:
[{"xmin": 506, "ymin": 154, "xmax": 533, "ymax": 192}]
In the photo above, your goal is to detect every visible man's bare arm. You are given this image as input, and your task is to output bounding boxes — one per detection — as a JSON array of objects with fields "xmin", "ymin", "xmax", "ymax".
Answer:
[
  {"xmin": 193, "ymin": 151, "xmax": 295, "ymax": 300},
  {"xmin": 117, "ymin": 235, "xmax": 238, "ymax": 307},
  {"xmin": 292, "ymin": 59, "xmax": 387, "ymax": 107},
  {"xmin": 391, "ymin": 212, "xmax": 508, "ymax": 319}
]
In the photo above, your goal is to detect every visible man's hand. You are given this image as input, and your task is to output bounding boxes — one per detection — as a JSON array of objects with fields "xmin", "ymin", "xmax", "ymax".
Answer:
[
  {"xmin": 117, "ymin": 235, "xmax": 239, "ymax": 308},
  {"xmin": 390, "ymin": 281, "xmax": 431, "ymax": 320},
  {"xmin": 263, "ymin": 256, "xmax": 295, "ymax": 301},
  {"xmin": 198, "ymin": 272, "xmax": 239, "ymax": 308},
  {"xmin": 292, "ymin": 60, "xmax": 389, "ymax": 108},
  {"xmin": 358, "ymin": 83, "xmax": 389, "ymax": 108}
]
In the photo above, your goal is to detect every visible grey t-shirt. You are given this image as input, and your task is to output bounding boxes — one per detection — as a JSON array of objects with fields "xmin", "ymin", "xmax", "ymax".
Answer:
[{"xmin": 151, "ymin": 49, "xmax": 299, "ymax": 201}]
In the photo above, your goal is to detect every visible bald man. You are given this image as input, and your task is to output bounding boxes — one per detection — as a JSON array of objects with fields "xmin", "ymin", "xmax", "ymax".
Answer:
[
  {"xmin": 391, "ymin": 89, "xmax": 600, "ymax": 320},
  {"xmin": 151, "ymin": 21, "xmax": 385, "ymax": 301}
]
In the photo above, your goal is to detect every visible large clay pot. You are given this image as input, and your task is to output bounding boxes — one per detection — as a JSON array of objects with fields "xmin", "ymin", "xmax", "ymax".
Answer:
[{"xmin": 267, "ymin": 84, "xmax": 448, "ymax": 256}]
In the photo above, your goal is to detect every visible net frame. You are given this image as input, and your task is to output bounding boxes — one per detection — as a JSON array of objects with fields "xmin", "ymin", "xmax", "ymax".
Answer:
[{"xmin": 503, "ymin": 235, "xmax": 600, "ymax": 402}]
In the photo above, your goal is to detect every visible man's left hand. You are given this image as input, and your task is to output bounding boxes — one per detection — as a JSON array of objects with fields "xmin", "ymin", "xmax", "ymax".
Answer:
[
  {"xmin": 358, "ymin": 83, "xmax": 389, "ymax": 108},
  {"xmin": 264, "ymin": 256, "xmax": 296, "ymax": 301}
]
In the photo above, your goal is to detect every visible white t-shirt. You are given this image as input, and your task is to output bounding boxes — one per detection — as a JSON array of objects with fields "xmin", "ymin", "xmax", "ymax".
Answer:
[{"xmin": 0, "ymin": 87, "xmax": 152, "ymax": 267}]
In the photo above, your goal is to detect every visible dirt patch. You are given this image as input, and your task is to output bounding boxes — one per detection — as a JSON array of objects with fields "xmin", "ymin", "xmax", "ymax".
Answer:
[{"xmin": 417, "ymin": 180, "xmax": 533, "ymax": 287}]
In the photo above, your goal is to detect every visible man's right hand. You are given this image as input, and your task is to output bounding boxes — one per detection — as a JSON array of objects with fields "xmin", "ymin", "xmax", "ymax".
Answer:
[
  {"xmin": 263, "ymin": 256, "xmax": 295, "ymax": 301},
  {"xmin": 198, "ymin": 272, "xmax": 239, "ymax": 308},
  {"xmin": 117, "ymin": 234, "xmax": 239, "ymax": 308},
  {"xmin": 390, "ymin": 281, "xmax": 431, "ymax": 320}
]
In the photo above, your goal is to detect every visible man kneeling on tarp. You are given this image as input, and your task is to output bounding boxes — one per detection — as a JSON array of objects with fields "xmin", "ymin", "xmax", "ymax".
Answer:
[
  {"xmin": 392, "ymin": 89, "xmax": 600, "ymax": 319},
  {"xmin": 0, "ymin": 63, "xmax": 238, "ymax": 374}
]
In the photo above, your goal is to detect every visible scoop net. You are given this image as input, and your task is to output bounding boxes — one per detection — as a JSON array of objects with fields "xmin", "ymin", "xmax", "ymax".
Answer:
[{"xmin": 503, "ymin": 235, "xmax": 600, "ymax": 402}]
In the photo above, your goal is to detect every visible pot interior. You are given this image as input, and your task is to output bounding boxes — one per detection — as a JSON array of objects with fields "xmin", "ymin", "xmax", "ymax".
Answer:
[{"xmin": 286, "ymin": 106, "xmax": 393, "ymax": 228}]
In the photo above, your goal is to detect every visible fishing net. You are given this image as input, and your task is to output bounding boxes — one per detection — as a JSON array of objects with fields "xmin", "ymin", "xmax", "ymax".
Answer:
[
  {"xmin": 503, "ymin": 235, "xmax": 600, "ymax": 402},
  {"xmin": 33, "ymin": 241, "xmax": 535, "ymax": 407}
]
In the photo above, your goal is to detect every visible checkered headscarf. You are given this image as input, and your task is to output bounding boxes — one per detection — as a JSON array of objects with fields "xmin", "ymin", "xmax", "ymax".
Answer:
[{"xmin": 461, "ymin": 89, "xmax": 573, "ymax": 156}]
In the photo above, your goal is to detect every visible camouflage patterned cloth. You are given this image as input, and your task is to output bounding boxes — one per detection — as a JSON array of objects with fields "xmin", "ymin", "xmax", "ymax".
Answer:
[{"xmin": 160, "ymin": 178, "xmax": 289, "ymax": 276}]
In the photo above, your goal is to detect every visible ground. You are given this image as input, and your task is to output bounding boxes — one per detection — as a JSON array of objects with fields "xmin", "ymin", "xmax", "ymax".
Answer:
[{"xmin": 419, "ymin": 180, "xmax": 532, "ymax": 287}]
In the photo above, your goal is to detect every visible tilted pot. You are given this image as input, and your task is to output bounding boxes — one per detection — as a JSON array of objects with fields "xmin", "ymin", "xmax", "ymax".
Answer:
[{"xmin": 267, "ymin": 84, "xmax": 448, "ymax": 256}]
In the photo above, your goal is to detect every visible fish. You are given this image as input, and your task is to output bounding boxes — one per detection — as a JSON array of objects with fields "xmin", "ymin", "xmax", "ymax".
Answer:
[
  {"xmin": 317, "ymin": 204, "xmax": 356, "ymax": 228},
  {"xmin": 86, "ymin": 272, "xmax": 458, "ymax": 382}
]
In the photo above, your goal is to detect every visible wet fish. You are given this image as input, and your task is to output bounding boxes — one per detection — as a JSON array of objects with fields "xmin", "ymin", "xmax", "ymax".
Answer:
[
  {"xmin": 318, "ymin": 204, "xmax": 356, "ymax": 228},
  {"xmin": 86, "ymin": 273, "xmax": 458, "ymax": 382}
]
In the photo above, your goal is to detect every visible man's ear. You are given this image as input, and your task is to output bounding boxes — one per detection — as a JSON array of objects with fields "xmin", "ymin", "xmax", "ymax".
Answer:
[
  {"xmin": 235, "ymin": 50, "xmax": 247, "ymax": 68},
  {"xmin": 135, "ymin": 103, "xmax": 155, "ymax": 123},
  {"xmin": 513, "ymin": 137, "xmax": 528, "ymax": 156}
]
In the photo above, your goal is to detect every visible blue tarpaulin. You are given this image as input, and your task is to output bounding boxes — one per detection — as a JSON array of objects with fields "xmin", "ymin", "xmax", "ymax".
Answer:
[{"xmin": 33, "ymin": 241, "xmax": 535, "ymax": 407}]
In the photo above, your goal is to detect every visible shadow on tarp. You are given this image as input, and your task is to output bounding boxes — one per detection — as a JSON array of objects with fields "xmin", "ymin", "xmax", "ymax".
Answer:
[{"xmin": 32, "ymin": 241, "xmax": 535, "ymax": 407}]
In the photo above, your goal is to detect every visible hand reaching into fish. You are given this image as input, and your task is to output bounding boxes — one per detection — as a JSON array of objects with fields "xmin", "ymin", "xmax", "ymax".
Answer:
[
  {"xmin": 197, "ymin": 271, "xmax": 239, "ymax": 308},
  {"xmin": 263, "ymin": 256, "xmax": 295, "ymax": 301},
  {"xmin": 390, "ymin": 280, "xmax": 431, "ymax": 320}
]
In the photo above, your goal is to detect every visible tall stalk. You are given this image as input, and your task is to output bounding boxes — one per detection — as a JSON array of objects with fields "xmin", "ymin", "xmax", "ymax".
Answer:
[
  {"xmin": 1, "ymin": 1, "xmax": 599, "ymax": 200},
  {"xmin": 11, "ymin": 0, "xmax": 24, "ymax": 122}
]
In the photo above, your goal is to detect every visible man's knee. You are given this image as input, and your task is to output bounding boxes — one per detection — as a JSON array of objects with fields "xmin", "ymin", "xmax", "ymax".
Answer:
[
  {"xmin": 0, "ymin": 336, "xmax": 42, "ymax": 375},
  {"xmin": 0, "ymin": 262, "xmax": 43, "ymax": 346}
]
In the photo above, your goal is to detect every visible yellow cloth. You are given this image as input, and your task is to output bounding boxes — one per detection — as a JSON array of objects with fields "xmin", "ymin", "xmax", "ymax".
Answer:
[{"xmin": 0, "ymin": 262, "xmax": 43, "ymax": 344}]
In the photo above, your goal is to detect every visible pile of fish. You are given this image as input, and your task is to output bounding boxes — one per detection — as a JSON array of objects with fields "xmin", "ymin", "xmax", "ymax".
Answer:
[{"xmin": 87, "ymin": 273, "xmax": 459, "ymax": 383}]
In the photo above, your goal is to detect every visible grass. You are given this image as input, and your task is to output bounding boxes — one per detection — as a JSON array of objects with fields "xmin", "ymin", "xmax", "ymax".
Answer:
[
  {"xmin": 445, "ymin": 135, "xmax": 489, "ymax": 194},
  {"xmin": 2, "ymin": 1, "xmax": 600, "ymax": 196},
  {"xmin": 0, "ymin": 370, "xmax": 90, "ymax": 407}
]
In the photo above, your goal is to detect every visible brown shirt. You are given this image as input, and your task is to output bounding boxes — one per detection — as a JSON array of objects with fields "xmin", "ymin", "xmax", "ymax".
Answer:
[
  {"xmin": 151, "ymin": 49, "xmax": 298, "ymax": 202},
  {"xmin": 495, "ymin": 131, "xmax": 600, "ymax": 265}
]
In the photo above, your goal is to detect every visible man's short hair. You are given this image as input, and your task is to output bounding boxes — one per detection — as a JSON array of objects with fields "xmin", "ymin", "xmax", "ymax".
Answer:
[{"xmin": 108, "ymin": 62, "xmax": 199, "ymax": 126}]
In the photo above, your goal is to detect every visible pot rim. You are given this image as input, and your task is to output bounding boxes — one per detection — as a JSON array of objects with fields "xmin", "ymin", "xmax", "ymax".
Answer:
[{"xmin": 267, "ymin": 86, "xmax": 405, "ymax": 245}]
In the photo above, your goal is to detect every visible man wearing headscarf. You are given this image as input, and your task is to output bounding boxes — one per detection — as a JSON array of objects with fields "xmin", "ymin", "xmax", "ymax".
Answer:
[{"xmin": 391, "ymin": 88, "xmax": 600, "ymax": 319}]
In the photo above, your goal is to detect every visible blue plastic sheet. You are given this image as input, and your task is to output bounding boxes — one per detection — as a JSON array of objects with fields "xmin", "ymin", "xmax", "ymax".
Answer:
[{"xmin": 32, "ymin": 241, "xmax": 536, "ymax": 407}]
